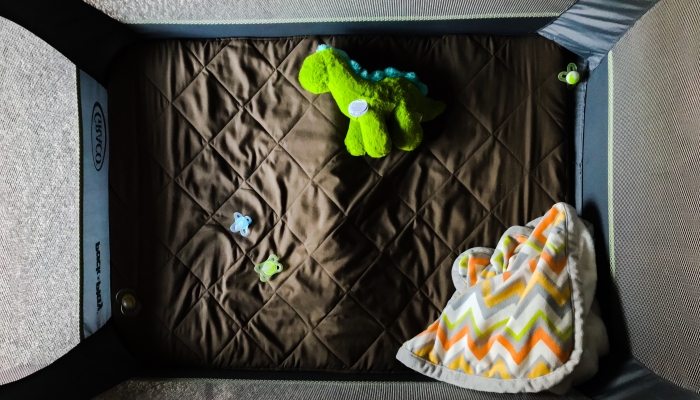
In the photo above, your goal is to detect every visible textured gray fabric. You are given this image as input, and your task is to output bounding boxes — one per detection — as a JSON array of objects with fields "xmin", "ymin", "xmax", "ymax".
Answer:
[
  {"xmin": 0, "ymin": 17, "xmax": 80, "ymax": 385},
  {"xmin": 608, "ymin": 0, "xmax": 700, "ymax": 392},
  {"xmin": 83, "ymin": 0, "xmax": 577, "ymax": 24},
  {"xmin": 95, "ymin": 379, "xmax": 591, "ymax": 399},
  {"xmin": 539, "ymin": 0, "xmax": 659, "ymax": 70}
]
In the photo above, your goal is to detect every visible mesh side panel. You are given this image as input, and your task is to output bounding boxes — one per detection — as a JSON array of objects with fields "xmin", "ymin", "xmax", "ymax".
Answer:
[
  {"xmin": 95, "ymin": 379, "xmax": 591, "ymax": 399},
  {"xmin": 82, "ymin": 0, "xmax": 577, "ymax": 24},
  {"xmin": 609, "ymin": 0, "xmax": 700, "ymax": 392},
  {"xmin": 0, "ymin": 17, "xmax": 80, "ymax": 384}
]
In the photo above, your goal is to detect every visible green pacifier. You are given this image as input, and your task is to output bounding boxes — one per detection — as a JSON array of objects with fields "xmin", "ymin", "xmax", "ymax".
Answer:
[{"xmin": 254, "ymin": 254, "xmax": 283, "ymax": 282}]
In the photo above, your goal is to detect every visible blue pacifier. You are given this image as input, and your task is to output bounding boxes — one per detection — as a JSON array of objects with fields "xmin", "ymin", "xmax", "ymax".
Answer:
[
  {"xmin": 230, "ymin": 212, "xmax": 252, "ymax": 237},
  {"xmin": 254, "ymin": 254, "xmax": 283, "ymax": 282}
]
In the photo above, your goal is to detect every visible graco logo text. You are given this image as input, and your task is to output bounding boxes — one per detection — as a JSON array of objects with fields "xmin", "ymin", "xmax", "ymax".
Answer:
[{"xmin": 91, "ymin": 102, "xmax": 107, "ymax": 171}]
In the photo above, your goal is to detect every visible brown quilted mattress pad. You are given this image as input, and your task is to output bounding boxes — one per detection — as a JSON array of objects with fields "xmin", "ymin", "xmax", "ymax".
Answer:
[{"xmin": 108, "ymin": 35, "xmax": 573, "ymax": 372}]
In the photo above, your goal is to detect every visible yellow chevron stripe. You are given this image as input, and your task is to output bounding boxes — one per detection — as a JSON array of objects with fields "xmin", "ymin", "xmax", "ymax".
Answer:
[
  {"xmin": 522, "ymin": 271, "xmax": 570, "ymax": 307},
  {"xmin": 413, "ymin": 343, "xmax": 434, "ymax": 358},
  {"xmin": 483, "ymin": 359, "xmax": 511, "ymax": 379},
  {"xmin": 482, "ymin": 279, "xmax": 525, "ymax": 307},
  {"xmin": 446, "ymin": 355, "xmax": 474, "ymax": 374},
  {"xmin": 528, "ymin": 361, "xmax": 551, "ymax": 378}
]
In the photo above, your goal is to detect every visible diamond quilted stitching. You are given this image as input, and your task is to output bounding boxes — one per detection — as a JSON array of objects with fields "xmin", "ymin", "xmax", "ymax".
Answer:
[
  {"xmin": 175, "ymin": 146, "xmax": 242, "ymax": 214},
  {"xmin": 352, "ymin": 331, "xmax": 406, "ymax": 370},
  {"xmin": 173, "ymin": 293, "xmax": 240, "ymax": 363},
  {"xmin": 454, "ymin": 136, "xmax": 526, "ymax": 210},
  {"xmin": 248, "ymin": 220, "xmax": 309, "ymax": 291},
  {"xmin": 314, "ymin": 152, "xmax": 381, "ymax": 214},
  {"xmin": 280, "ymin": 104, "xmax": 345, "ymax": 178},
  {"xmin": 142, "ymin": 257, "xmax": 205, "ymax": 330},
  {"xmin": 183, "ymin": 39, "xmax": 228, "ymax": 66},
  {"xmin": 312, "ymin": 220, "xmax": 380, "ymax": 292},
  {"xmin": 245, "ymin": 294, "xmax": 310, "ymax": 364},
  {"xmin": 141, "ymin": 76, "xmax": 171, "ymax": 129},
  {"xmin": 188, "ymin": 152, "xmax": 239, "ymax": 206},
  {"xmin": 531, "ymin": 143, "xmax": 568, "ymax": 202},
  {"xmin": 349, "ymin": 254, "xmax": 417, "ymax": 328},
  {"xmin": 177, "ymin": 221, "xmax": 244, "ymax": 288},
  {"xmin": 280, "ymin": 332, "xmax": 346, "ymax": 370},
  {"xmin": 276, "ymin": 38, "xmax": 325, "ymax": 100},
  {"xmin": 143, "ymin": 41, "xmax": 203, "ymax": 101},
  {"xmin": 389, "ymin": 291, "xmax": 442, "ymax": 342},
  {"xmin": 213, "ymin": 329, "xmax": 275, "ymax": 368},
  {"xmin": 313, "ymin": 296, "xmax": 385, "ymax": 367},
  {"xmin": 250, "ymin": 37, "xmax": 304, "ymax": 70},
  {"xmin": 146, "ymin": 106, "xmax": 207, "ymax": 178},
  {"xmin": 246, "ymin": 71, "xmax": 311, "ymax": 142},
  {"xmin": 209, "ymin": 109, "xmax": 277, "ymax": 179},
  {"xmin": 396, "ymin": 150, "xmax": 452, "ymax": 211},
  {"xmin": 494, "ymin": 38, "xmax": 565, "ymax": 92},
  {"xmin": 458, "ymin": 58, "xmax": 530, "ymax": 133},
  {"xmin": 495, "ymin": 96, "xmax": 566, "ymax": 170},
  {"xmin": 276, "ymin": 258, "xmax": 345, "ymax": 327},
  {"xmin": 248, "ymin": 147, "xmax": 311, "ymax": 216},
  {"xmin": 423, "ymin": 35, "xmax": 493, "ymax": 100},
  {"xmin": 210, "ymin": 257, "xmax": 275, "ymax": 327},
  {"xmin": 173, "ymin": 69, "xmax": 239, "ymax": 141},
  {"xmin": 355, "ymin": 193, "xmax": 414, "ymax": 252},
  {"xmin": 207, "ymin": 41, "xmax": 275, "ymax": 105},
  {"xmin": 420, "ymin": 254, "xmax": 458, "ymax": 310},
  {"xmin": 283, "ymin": 183, "xmax": 344, "ymax": 253},
  {"xmin": 456, "ymin": 213, "xmax": 508, "ymax": 252},
  {"xmin": 155, "ymin": 181, "xmax": 209, "ymax": 254},
  {"xmin": 425, "ymin": 106, "xmax": 491, "ymax": 174},
  {"xmin": 387, "ymin": 218, "xmax": 452, "ymax": 288},
  {"xmin": 535, "ymin": 74, "xmax": 571, "ymax": 131},
  {"xmin": 419, "ymin": 176, "xmax": 489, "ymax": 248},
  {"xmin": 212, "ymin": 182, "xmax": 278, "ymax": 252},
  {"xmin": 492, "ymin": 175, "xmax": 558, "ymax": 228}
]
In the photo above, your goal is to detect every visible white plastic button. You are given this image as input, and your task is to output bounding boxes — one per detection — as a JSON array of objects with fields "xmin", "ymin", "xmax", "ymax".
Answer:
[{"xmin": 348, "ymin": 100, "xmax": 369, "ymax": 117}]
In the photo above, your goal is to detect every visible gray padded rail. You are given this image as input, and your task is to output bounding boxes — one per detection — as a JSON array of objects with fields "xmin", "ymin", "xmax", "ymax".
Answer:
[
  {"xmin": 96, "ymin": 379, "xmax": 591, "ymax": 399},
  {"xmin": 608, "ymin": 0, "xmax": 700, "ymax": 392},
  {"xmin": 0, "ymin": 17, "xmax": 80, "ymax": 384}
]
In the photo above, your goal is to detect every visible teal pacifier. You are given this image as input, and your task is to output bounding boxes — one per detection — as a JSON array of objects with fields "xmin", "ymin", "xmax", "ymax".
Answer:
[{"xmin": 254, "ymin": 254, "xmax": 283, "ymax": 282}]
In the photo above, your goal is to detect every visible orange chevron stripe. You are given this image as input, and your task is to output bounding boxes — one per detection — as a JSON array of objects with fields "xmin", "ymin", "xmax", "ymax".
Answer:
[
  {"xmin": 540, "ymin": 251, "xmax": 567, "ymax": 274},
  {"xmin": 436, "ymin": 324, "xmax": 570, "ymax": 365},
  {"xmin": 532, "ymin": 207, "xmax": 559, "ymax": 244},
  {"xmin": 503, "ymin": 271, "xmax": 512, "ymax": 281},
  {"xmin": 468, "ymin": 256, "xmax": 491, "ymax": 286},
  {"xmin": 481, "ymin": 279, "xmax": 525, "ymax": 307},
  {"xmin": 528, "ymin": 258, "xmax": 538, "ymax": 272}
]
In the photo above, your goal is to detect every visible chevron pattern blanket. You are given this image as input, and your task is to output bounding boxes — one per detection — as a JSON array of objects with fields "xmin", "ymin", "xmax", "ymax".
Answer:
[{"xmin": 397, "ymin": 203, "xmax": 608, "ymax": 393}]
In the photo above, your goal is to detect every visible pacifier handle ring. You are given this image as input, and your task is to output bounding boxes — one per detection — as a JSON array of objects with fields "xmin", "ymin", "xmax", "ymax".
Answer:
[
  {"xmin": 567, "ymin": 63, "xmax": 577, "ymax": 72},
  {"xmin": 245, "ymin": 216, "xmax": 252, "ymax": 224},
  {"xmin": 276, "ymin": 265, "xmax": 283, "ymax": 272},
  {"xmin": 558, "ymin": 71, "xmax": 568, "ymax": 82},
  {"xmin": 234, "ymin": 212, "xmax": 243, "ymax": 219},
  {"xmin": 240, "ymin": 228, "xmax": 250, "ymax": 237}
]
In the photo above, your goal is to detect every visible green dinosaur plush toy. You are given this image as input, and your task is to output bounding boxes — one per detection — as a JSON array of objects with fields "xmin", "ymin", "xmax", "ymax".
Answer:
[{"xmin": 299, "ymin": 44, "xmax": 446, "ymax": 158}]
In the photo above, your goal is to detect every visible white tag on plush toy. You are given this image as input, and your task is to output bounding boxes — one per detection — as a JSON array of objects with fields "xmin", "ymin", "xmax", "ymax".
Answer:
[{"xmin": 348, "ymin": 99, "xmax": 368, "ymax": 117}]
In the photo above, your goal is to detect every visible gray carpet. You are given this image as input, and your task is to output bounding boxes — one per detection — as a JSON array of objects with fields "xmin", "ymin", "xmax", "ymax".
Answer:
[
  {"xmin": 0, "ymin": 16, "xmax": 80, "ymax": 385},
  {"xmin": 95, "ymin": 379, "xmax": 590, "ymax": 399}
]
